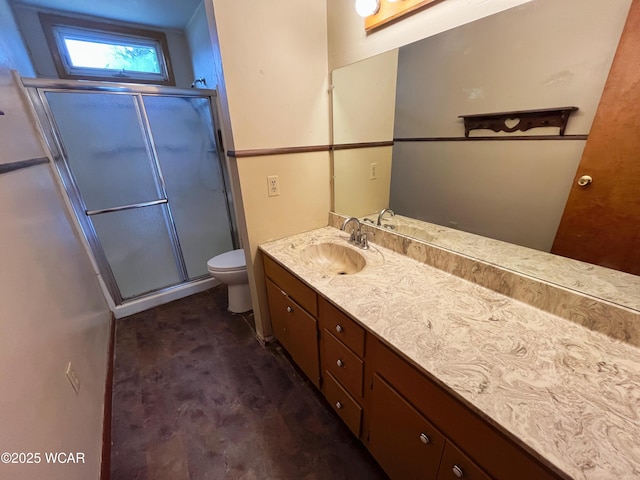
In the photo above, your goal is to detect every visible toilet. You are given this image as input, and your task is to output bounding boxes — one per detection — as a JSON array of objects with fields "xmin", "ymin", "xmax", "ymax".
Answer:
[{"xmin": 207, "ymin": 249, "xmax": 252, "ymax": 313}]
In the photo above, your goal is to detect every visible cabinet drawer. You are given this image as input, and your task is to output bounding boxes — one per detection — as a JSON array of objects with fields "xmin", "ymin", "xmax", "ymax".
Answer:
[
  {"xmin": 369, "ymin": 373, "xmax": 446, "ymax": 480},
  {"xmin": 437, "ymin": 442, "xmax": 492, "ymax": 480},
  {"xmin": 266, "ymin": 279, "xmax": 320, "ymax": 388},
  {"xmin": 319, "ymin": 297, "xmax": 365, "ymax": 357},
  {"xmin": 322, "ymin": 330, "xmax": 364, "ymax": 398},
  {"xmin": 264, "ymin": 254, "xmax": 317, "ymax": 316},
  {"xmin": 323, "ymin": 371, "xmax": 362, "ymax": 437}
]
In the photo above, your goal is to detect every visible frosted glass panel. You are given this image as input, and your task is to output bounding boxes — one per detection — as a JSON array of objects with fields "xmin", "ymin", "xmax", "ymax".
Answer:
[
  {"xmin": 46, "ymin": 91, "xmax": 163, "ymax": 210},
  {"xmin": 91, "ymin": 205, "xmax": 181, "ymax": 299},
  {"xmin": 144, "ymin": 96, "xmax": 234, "ymax": 278}
]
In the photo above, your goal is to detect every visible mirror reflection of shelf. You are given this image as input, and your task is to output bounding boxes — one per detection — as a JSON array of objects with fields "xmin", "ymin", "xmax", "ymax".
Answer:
[{"xmin": 458, "ymin": 106, "xmax": 579, "ymax": 138}]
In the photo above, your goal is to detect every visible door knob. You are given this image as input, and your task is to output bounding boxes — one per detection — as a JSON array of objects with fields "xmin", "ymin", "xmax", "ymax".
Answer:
[{"xmin": 577, "ymin": 175, "xmax": 592, "ymax": 187}]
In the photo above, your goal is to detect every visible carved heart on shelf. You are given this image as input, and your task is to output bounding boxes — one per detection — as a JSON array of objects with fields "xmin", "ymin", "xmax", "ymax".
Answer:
[{"xmin": 504, "ymin": 117, "xmax": 520, "ymax": 129}]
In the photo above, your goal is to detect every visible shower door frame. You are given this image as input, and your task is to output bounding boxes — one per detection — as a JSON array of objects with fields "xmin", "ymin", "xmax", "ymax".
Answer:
[{"xmin": 23, "ymin": 78, "xmax": 238, "ymax": 305}]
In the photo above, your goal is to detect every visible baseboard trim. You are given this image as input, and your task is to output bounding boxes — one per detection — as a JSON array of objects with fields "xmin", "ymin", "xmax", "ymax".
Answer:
[{"xmin": 100, "ymin": 314, "xmax": 115, "ymax": 480}]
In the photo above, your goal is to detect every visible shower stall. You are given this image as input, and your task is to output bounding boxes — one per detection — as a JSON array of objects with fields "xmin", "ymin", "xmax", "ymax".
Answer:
[{"xmin": 24, "ymin": 79, "xmax": 237, "ymax": 306}]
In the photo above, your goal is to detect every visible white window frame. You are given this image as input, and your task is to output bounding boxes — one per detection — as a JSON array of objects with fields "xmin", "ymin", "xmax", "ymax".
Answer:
[{"xmin": 39, "ymin": 13, "xmax": 175, "ymax": 86}]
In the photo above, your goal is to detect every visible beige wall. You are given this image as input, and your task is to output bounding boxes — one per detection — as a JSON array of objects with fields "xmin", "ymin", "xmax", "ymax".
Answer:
[
  {"xmin": 212, "ymin": 1, "xmax": 330, "ymax": 151},
  {"xmin": 0, "ymin": 66, "xmax": 111, "ymax": 479},
  {"xmin": 209, "ymin": 0, "xmax": 331, "ymax": 339},
  {"xmin": 327, "ymin": 0, "xmax": 534, "ymax": 70},
  {"xmin": 334, "ymin": 147, "xmax": 392, "ymax": 217},
  {"xmin": 332, "ymin": 48, "xmax": 397, "ymax": 144},
  {"xmin": 332, "ymin": 48, "xmax": 397, "ymax": 217}
]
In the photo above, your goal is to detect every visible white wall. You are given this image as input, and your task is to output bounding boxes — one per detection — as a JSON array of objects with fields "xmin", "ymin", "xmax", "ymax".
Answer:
[
  {"xmin": 12, "ymin": 4, "xmax": 195, "ymax": 88},
  {"xmin": 208, "ymin": 0, "xmax": 331, "ymax": 340},
  {"xmin": 0, "ymin": 63, "xmax": 111, "ymax": 480},
  {"xmin": 185, "ymin": 2, "xmax": 220, "ymax": 91},
  {"xmin": 0, "ymin": 0, "xmax": 34, "ymax": 75}
]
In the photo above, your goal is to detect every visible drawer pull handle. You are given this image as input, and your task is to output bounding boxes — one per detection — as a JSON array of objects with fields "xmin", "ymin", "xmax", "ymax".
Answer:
[
  {"xmin": 286, "ymin": 306, "xmax": 293, "ymax": 313},
  {"xmin": 335, "ymin": 324, "xmax": 344, "ymax": 333},
  {"xmin": 419, "ymin": 433, "xmax": 430, "ymax": 445},
  {"xmin": 336, "ymin": 359, "xmax": 344, "ymax": 367},
  {"xmin": 452, "ymin": 465, "xmax": 464, "ymax": 478},
  {"xmin": 335, "ymin": 401, "xmax": 343, "ymax": 409}
]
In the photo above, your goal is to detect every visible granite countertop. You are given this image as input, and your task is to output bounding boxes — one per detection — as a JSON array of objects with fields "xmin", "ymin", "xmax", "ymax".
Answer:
[{"xmin": 259, "ymin": 226, "xmax": 640, "ymax": 480}]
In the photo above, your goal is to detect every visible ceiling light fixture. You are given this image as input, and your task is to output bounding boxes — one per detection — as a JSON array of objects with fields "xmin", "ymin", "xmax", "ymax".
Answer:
[{"xmin": 355, "ymin": 0, "xmax": 380, "ymax": 17}]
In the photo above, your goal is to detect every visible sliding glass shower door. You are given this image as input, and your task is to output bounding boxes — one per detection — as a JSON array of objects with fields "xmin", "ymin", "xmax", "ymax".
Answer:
[
  {"xmin": 29, "ymin": 82, "xmax": 235, "ymax": 304},
  {"xmin": 143, "ymin": 95, "xmax": 234, "ymax": 279}
]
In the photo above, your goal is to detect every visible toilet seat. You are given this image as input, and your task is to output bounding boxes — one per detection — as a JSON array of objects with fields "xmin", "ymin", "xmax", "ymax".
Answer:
[{"xmin": 207, "ymin": 249, "xmax": 246, "ymax": 272}]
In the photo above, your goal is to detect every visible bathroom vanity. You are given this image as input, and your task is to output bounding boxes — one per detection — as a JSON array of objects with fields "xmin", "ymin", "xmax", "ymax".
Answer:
[{"xmin": 259, "ymin": 226, "xmax": 640, "ymax": 480}]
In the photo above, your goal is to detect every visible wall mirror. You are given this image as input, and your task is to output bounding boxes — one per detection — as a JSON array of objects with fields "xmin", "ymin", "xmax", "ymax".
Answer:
[{"xmin": 331, "ymin": 0, "xmax": 640, "ymax": 312}]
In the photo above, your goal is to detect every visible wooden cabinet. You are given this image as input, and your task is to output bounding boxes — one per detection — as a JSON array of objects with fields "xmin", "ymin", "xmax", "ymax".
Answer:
[
  {"xmin": 322, "ymin": 371, "xmax": 363, "ymax": 437},
  {"xmin": 261, "ymin": 252, "xmax": 563, "ymax": 480},
  {"xmin": 319, "ymin": 297, "xmax": 365, "ymax": 356},
  {"xmin": 322, "ymin": 331, "xmax": 364, "ymax": 398},
  {"xmin": 264, "ymin": 256, "xmax": 320, "ymax": 388},
  {"xmin": 369, "ymin": 373, "xmax": 446, "ymax": 480},
  {"xmin": 437, "ymin": 442, "xmax": 492, "ymax": 480}
]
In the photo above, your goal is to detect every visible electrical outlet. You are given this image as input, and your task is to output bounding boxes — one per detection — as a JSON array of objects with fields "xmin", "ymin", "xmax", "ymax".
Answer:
[
  {"xmin": 65, "ymin": 362, "xmax": 80, "ymax": 394},
  {"xmin": 267, "ymin": 175, "xmax": 280, "ymax": 197},
  {"xmin": 369, "ymin": 163, "xmax": 377, "ymax": 180}
]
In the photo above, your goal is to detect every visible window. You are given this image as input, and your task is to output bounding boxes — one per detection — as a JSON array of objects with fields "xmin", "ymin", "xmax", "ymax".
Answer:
[{"xmin": 40, "ymin": 13, "xmax": 175, "ymax": 85}]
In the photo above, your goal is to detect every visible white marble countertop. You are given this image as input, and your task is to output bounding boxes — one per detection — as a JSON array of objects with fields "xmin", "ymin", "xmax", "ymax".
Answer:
[{"xmin": 259, "ymin": 226, "xmax": 640, "ymax": 480}]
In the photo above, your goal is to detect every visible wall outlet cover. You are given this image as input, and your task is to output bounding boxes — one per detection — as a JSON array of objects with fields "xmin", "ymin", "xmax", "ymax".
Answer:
[
  {"xmin": 267, "ymin": 175, "xmax": 280, "ymax": 197},
  {"xmin": 369, "ymin": 163, "xmax": 378, "ymax": 180}
]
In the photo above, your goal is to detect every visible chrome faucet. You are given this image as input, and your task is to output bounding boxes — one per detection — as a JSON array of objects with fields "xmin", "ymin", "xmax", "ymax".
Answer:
[
  {"xmin": 377, "ymin": 208, "xmax": 395, "ymax": 226},
  {"xmin": 340, "ymin": 217, "xmax": 369, "ymax": 249}
]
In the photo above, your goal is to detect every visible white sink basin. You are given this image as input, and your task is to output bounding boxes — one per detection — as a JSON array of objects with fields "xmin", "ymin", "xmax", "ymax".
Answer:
[{"xmin": 301, "ymin": 243, "xmax": 366, "ymax": 275}]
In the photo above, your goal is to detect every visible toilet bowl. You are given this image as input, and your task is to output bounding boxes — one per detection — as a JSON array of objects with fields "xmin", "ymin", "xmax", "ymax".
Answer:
[{"xmin": 207, "ymin": 249, "xmax": 252, "ymax": 313}]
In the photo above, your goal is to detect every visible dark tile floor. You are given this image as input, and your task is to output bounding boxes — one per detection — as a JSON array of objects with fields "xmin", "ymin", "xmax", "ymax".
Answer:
[{"xmin": 110, "ymin": 286, "xmax": 388, "ymax": 480}]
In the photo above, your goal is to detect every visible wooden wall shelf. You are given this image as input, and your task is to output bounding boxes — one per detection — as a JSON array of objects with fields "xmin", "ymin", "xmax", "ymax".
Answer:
[{"xmin": 458, "ymin": 107, "xmax": 578, "ymax": 137}]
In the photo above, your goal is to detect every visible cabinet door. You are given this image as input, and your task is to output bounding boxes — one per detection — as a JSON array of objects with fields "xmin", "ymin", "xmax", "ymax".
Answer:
[
  {"xmin": 266, "ymin": 278, "xmax": 320, "ymax": 387},
  {"xmin": 369, "ymin": 374, "xmax": 446, "ymax": 480},
  {"xmin": 437, "ymin": 442, "xmax": 492, "ymax": 480},
  {"xmin": 266, "ymin": 278, "xmax": 292, "ymax": 350}
]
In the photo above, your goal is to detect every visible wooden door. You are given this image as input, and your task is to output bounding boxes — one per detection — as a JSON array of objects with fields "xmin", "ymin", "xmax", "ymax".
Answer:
[{"xmin": 551, "ymin": 0, "xmax": 640, "ymax": 276}]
